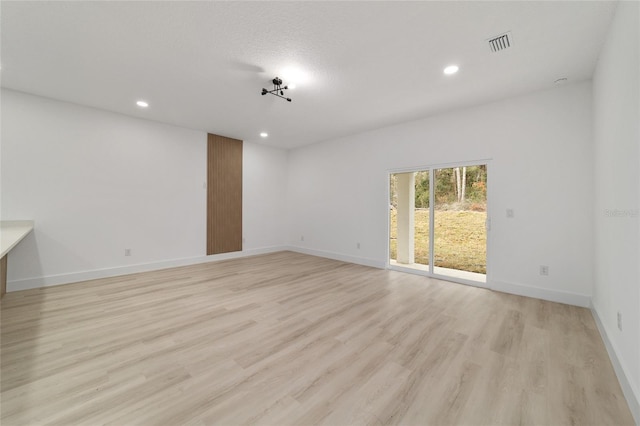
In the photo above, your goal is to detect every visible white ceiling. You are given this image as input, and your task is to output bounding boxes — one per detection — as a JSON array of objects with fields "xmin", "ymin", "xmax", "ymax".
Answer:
[{"xmin": 1, "ymin": 1, "xmax": 616, "ymax": 149}]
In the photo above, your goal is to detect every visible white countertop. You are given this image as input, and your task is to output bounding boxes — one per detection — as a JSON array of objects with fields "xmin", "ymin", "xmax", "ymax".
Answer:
[{"xmin": 1, "ymin": 220, "xmax": 35, "ymax": 258}]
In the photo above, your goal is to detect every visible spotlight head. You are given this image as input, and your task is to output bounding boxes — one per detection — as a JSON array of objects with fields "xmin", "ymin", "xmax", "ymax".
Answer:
[
  {"xmin": 261, "ymin": 88, "xmax": 267, "ymax": 95},
  {"xmin": 272, "ymin": 77, "xmax": 282, "ymax": 85},
  {"xmin": 280, "ymin": 90, "xmax": 284, "ymax": 95},
  {"xmin": 283, "ymin": 86, "xmax": 288, "ymax": 90},
  {"xmin": 287, "ymin": 98, "xmax": 292, "ymax": 102}
]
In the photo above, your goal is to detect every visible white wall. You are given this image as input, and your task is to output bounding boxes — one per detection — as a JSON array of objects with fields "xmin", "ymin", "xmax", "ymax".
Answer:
[
  {"xmin": 243, "ymin": 141, "xmax": 287, "ymax": 250},
  {"xmin": 1, "ymin": 89, "xmax": 287, "ymax": 290},
  {"xmin": 592, "ymin": 1, "xmax": 640, "ymax": 421},
  {"xmin": 287, "ymin": 81, "xmax": 594, "ymax": 306}
]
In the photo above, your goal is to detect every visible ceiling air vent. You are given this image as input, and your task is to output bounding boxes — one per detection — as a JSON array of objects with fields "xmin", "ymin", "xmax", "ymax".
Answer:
[{"xmin": 487, "ymin": 31, "xmax": 512, "ymax": 53}]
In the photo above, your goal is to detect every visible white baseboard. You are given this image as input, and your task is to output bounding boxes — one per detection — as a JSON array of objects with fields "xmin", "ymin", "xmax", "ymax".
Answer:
[
  {"xmin": 286, "ymin": 245, "xmax": 386, "ymax": 269},
  {"xmin": 285, "ymin": 248, "xmax": 591, "ymax": 308},
  {"xmin": 490, "ymin": 280, "xmax": 591, "ymax": 307},
  {"xmin": 591, "ymin": 303, "xmax": 640, "ymax": 425},
  {"xmin": 7, "ymin": 246, "xmax": 287, "ymax": 292}
]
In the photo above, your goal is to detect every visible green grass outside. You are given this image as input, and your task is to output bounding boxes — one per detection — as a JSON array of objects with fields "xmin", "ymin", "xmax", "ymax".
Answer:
[{"xmin": 389, "ymin": 209, "xmax": 487, "ymax": 274}]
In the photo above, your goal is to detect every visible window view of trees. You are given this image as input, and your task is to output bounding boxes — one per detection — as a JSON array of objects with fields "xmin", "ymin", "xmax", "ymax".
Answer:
[{"xmin": 391, "ymin": 165, "xmax": 487, "ymax": 210}]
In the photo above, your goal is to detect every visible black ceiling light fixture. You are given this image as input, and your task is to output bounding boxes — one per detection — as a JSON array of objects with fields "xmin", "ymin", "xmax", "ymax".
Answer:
[{"xmin": 261, "ymin": 77, "xmax": 291, "ymax": 102}]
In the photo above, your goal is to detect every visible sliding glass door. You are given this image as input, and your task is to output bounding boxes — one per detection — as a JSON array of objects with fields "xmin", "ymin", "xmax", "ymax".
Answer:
[{"xmin": 389, "ymin": 164, "xmax": 487, "ymax": 285}]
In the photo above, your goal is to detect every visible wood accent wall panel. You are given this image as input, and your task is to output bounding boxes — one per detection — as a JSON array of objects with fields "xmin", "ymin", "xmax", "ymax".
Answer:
[{"xmin": 207, "ymin": 134, "xmax": 243, "ymax": 255}]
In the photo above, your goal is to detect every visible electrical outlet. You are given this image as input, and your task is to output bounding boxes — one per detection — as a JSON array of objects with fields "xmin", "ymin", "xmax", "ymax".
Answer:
[
  {"xmin": 300, "ymin": 235, "xmax": 304, "ymax": 242},
  {"xmin": 617, "ymin": 312, "xmax": 622, "ymax": 331},
  {"xmin": 125, "ymin": 248, "xmax": 131, "ymax": 257},
  {"xmin": 357, "ymin": 242, "xmax": 361, "ymax": 249},
  {"xmin": 539, "ymin": 265, "xmax": 549, "ymax": 276}
]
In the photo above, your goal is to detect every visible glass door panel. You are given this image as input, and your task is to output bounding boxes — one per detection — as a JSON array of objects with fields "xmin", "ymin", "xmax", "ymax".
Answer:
[{"xmin": 433, "ymin": 166, "xmax": 487, "ymax": 282}]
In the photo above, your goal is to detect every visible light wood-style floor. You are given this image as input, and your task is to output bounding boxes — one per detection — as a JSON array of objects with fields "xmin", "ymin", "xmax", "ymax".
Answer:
[{"xmin": 1, "ymin": 251, "xmax": 634, "ymax": 425}]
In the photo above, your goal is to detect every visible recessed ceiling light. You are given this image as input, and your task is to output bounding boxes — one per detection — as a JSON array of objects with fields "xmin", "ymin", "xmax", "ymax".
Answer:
[
  {"xmin": 443, "ymin": 65, "xmax": 459, "ymax": 75},
  {"xmin": 136, "ymin": 100, "xmax": 149, "ymax": 108},
  {"xmin": 260, "ymin": 132, "xmax": 268, "ymax": 138}
]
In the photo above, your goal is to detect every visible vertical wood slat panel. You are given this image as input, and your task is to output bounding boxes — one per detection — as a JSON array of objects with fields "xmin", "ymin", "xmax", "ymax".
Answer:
[{"xmin": 207, "ymin": 134, "xmax": 243, "ymax": 255}]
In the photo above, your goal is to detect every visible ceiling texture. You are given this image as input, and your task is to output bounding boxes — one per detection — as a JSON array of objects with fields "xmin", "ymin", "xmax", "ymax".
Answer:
[{"xmin": 1, "ymin": 1, "xmax": 616, "ymax": 149}]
